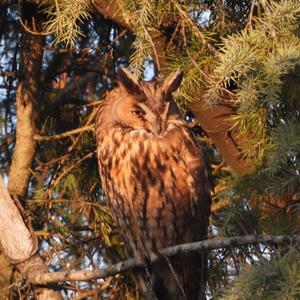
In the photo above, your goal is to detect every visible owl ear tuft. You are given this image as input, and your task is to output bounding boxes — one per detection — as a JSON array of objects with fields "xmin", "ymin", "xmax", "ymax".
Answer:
[
  {"xmin": 118, "ymin": 67, "xmax": 143, "ymax": 96},
  {"xmin": 162, "ymin": 70, "xmax": 184, "ymax": 94}
]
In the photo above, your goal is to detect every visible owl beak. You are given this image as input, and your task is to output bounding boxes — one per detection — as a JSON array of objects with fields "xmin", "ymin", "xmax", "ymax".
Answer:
[
  {"xmin": 151, "ymin": 121, "xmax": 162, "ymax": 135},
  {"xmin": 137, "ymin": 103, "xmax": 164, "ymax": 135},
  {"xmin": 150, "ymin": 102, "xmax": 169, "ymax": 135}
]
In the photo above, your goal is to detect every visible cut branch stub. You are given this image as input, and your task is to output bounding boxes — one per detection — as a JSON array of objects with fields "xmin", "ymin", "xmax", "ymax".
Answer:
[{"xmin": 0, "ymin": 177, "xmax": 36, "ymax": 262}]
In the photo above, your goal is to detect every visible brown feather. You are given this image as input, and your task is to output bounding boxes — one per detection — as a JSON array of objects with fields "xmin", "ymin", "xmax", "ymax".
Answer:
[{"xmin": 96, "ymin": 69, "xmax": 211, "ymax": 300}]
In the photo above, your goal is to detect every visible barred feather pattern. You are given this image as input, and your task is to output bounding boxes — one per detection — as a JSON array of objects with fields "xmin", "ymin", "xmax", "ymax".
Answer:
[{"xmin": 96, "ymin": 69, "xmax": 211, "ymax": 300}]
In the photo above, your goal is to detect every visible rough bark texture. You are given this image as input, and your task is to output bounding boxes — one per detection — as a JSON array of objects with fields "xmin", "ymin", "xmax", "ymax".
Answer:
[
  {"xmin": 189, "ymin": 99, "xmax": 254, "ymax": 176},
  {"xmin": 0, "ymin": 177, "xmax": 36, "ymax": 261},
  {"xmin": 0, "ymin": 254, "xmax": 13, "ymax": 300},
  {"xmin": 2, "ymin": 4, "xmax": 63, "ymax": 300},
  {"xmin": 0, "ymin": 178, "xmax": 62, "ymax": 299},
  {"xmin": 7, "ymin": 6, "xmax": 43, "ymax": 199},
  {"xmin": 17, "ymin": 255, "xmax": 63, "ymax": 300}
]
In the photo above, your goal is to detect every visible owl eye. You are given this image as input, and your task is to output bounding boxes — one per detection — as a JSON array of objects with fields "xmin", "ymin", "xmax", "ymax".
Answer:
[{"xmin": 131, "ymin": 109, "xmax": 145, "ymax": 116}]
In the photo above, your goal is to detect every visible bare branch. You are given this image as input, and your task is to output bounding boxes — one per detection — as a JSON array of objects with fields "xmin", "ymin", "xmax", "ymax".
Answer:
[
  {"xmin": 29, "ymin": 234, "xmax": 300, "ymax": 285},
  {"xmin": 19, "ymin": 17, "xmax": 53, "ymax": 36},
  {"xmin": 34, "ymin": 125, "xmax": 95, "ymax": 141},
  {"xmin": 0, "ymin": 71, "xmax": 18, "ymax": 78},
  {"xmin": 47, "ymin": 72, "xmax": 98, "ymax": 106},
  {"xmin": 211, "ymin": 199, "xmax": 230, "ymax": 213}
]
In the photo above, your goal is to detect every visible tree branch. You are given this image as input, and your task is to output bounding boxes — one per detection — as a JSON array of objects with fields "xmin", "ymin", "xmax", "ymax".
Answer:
[
  {"xmin": 34, "ymin": 125, "xmax": 95, "ymax": 141},
  {"xmin": 189, "ymin": 98, "xmax": 254, "ymax": 175},
  {"xmin": 29, "ymin": 234, "xmax": 300, "ymax": 285}
]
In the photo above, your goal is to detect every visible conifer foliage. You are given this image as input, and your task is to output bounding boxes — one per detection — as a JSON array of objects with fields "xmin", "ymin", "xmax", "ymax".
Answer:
[{"xmin": 0, "ymin": 0, "xmax": 299, "ymax": 299}]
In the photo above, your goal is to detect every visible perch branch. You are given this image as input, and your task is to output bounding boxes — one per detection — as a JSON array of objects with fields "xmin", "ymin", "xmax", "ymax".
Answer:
[{"xmin": 29, "ymin": 234, "xmax": 300, "ymax": 285}]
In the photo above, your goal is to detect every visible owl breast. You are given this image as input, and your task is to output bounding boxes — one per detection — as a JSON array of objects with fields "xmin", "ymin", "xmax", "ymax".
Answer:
[{"xmin": 97, "ymin": 121, "xmax": 210, "ymax": 259}]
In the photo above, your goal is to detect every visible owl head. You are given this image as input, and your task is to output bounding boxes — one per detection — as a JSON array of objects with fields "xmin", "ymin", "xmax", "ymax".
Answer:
[{"xmin": 106, "ymin": 68, "xmax": 184, "ymax": 135}]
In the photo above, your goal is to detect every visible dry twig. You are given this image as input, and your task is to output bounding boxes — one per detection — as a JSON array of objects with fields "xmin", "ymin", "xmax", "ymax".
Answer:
[{"xmin": 34, "ymin": 125, "xmax": 94, "ymax": 141}]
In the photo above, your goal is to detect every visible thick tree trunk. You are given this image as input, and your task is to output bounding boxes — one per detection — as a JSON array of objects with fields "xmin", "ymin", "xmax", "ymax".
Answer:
[
  {"xmin": 7, "ymin": 5, "xmax": 42, "ymax": 198},
  {"xmin": 1, "ymin": 4, "xmax": 63, "ymax": 300}
]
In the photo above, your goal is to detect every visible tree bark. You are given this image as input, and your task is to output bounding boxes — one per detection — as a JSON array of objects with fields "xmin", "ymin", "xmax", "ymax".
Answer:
[
  {"xmin": 0, "ymin": 178, "xmax": 62, "ymax": 299},
  {"xmin": 0, "ymin": 177, "xmax": 36, "ymax": 261},
  {"xmin": 7, "ymin": 5, "xmax": 42, "ymax": 199},
  {"xmin": 17, "ymin": 255, "xmax": 63, "ymax": 300},
  {"xmin": 2, "ymin": 4, "xmax": 63, "ymax": 300},
  {"xmin": 189, "ymin": 99, "xmax": 254, "ymax": 175}
]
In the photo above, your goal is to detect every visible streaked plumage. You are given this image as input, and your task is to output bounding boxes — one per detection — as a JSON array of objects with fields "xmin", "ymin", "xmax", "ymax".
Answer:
[{"xmin": 96, "ymin": 68, "xmax": 211, "ymax": 300}]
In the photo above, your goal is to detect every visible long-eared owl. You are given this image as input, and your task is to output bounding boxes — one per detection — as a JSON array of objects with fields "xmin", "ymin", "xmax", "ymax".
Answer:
[{"xmin": 96, "ymin": 68, "xmax": 211, "ymax": 300}]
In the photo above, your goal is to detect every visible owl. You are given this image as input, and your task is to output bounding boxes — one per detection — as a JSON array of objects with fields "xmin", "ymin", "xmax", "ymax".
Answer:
[{"xmin": 96, "ymin": 68, "xmax": 211, "ymax": 300}]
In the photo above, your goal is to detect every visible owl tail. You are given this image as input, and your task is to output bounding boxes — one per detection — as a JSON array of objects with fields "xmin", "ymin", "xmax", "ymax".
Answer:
[
  {"xmin": 136, "ymin": 253, "xmax": 206, "ymax": 300},
  {"xmin": 135, "ymin": 253, "xmax": 207, "ymax": 300}
]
